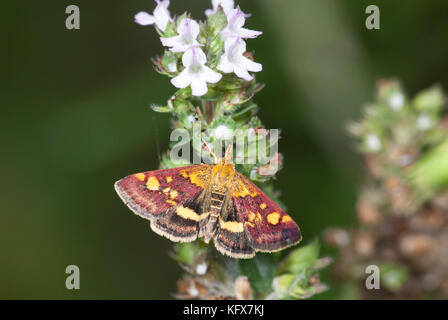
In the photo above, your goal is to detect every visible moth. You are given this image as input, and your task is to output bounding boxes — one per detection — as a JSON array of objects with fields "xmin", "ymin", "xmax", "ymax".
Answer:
[{"xmin": 114, "ymin": 147, "xmax": 301, "ymax": 258}]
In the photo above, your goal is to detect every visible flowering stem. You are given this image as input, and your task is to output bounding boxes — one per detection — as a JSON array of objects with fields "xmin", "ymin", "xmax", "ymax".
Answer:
[
  {"xmin": 132, "ymin": 0, "xmax": 329, "ymax": 300},
  {"xmin": 204, "ymin": 100, "xmax": 215, "ymax": 123}
]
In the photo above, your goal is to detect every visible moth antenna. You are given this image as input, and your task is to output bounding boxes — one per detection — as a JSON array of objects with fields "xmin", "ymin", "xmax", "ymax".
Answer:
[
  {"xmin": 224, "ymin": 143, "xmax": 233, "ymax": 164},
  {"xmin": 201, "ymin": 136, "xmax": 218, "ymax": 164}
]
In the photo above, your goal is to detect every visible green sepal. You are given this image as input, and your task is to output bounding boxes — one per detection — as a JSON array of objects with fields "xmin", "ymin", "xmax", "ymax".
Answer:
[{"xmin": 207, "ymin": 7, "xmax": 227, "ymax": 38}]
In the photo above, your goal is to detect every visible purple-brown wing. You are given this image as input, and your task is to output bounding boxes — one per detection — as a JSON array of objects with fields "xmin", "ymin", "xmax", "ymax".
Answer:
[
  {"xmin": 114, "ymin": 165, "xmax": 209, "ymax": 220},
  {"xmin": 232, "ymin": 173, "xmax": 302, "ymax": 252}
]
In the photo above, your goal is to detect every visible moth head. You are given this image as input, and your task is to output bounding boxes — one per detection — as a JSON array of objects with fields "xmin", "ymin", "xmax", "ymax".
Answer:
[{"xmin": 211, "ymin": 162, "xmax": 236, "ymax": 185}]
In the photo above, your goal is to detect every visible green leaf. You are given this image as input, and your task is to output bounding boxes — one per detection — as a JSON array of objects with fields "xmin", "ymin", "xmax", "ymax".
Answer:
[
  {"xmin": 278, "ymin": 239, "xmax": 320, "ymax": 274},
  {"xmin": 150, "ymin": 104, "xmax": 172, "ymax": 113},
  {"xmin": 409, "ymin": 139, "xmax": 448, "ymax": 197},
  {"xmin": 230, "ymin": 102, "xmax": 258, "ymax": 123},
  {"xmin": 237, "ymin": 253, "xmax": 277, "ymax": 293},
  {"xmin": 271, "ymin": 273, "xmax": 326, "ymax": 299},
  {"xmin": 175, "ymin": 242, "xmax": 202, "ymax": 266},
  {"xmin": 229, "ymin": 102, "xmax": 258, "ymax": 117},
  {"xmin": 413, "ymin": 85, "xmax": 444, "ymax": 113},
  {"xmin": 272, "ymin": 274, "xmax": 297, "ymax": 298},
  {"xmin": 173, "ymin": 87, "xmax": 192, "ymax": 100}
]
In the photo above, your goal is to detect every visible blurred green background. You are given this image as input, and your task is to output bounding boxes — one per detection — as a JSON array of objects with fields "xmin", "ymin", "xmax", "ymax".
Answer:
[{"xmin": 2, "ymin": 0, "xmax": 448, "ymax": 299}]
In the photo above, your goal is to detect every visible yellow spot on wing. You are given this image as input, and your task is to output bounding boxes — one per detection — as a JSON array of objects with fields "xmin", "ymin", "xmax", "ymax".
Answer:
[
  {"xmin": 166, "ymin": 199, "xmax": 177, "ymax": 206},
  {"xmin": 249, "ymin": 212, "xmax": 263, "ymax": 223},
  {"xmin": 281, "ymin": 215, "xmax": 293, "ymax": 223},
  {"xmin": 166, "ymin": 176, "xmax": 172, "ymax": 183},
  {"xmin": 163, "ymin": 187, "xmax": 170, "ymax": 193},
  {"xmin": 134, "ymin": 173, "xmax": 146, "ymax": 181},
  {"xmin": 259, "ymin": 203, "xmax": 267, "ymax": 210},
  {"xmin": 248, "ymin": 212, "xmax": 256, "ymax": 222},
  {"xmin": 245, "ymin": 221, "xmax": 255, "ymax": 228},
  {"xmin": 169, "ymin": 190, "xmax": 178, "ymax": 199},
  {"xmin": 146, "ymin": 177, "xmax": 160, "ymax": 190},
  {"xmin": 219, "ymin": 219, "xmax": 244, "ymax": 233},
  {"xmin": 176, "ymin": 206, "xmax": 201, "ymax": 221},
  {"xmin": 267, "ymin": 212, "xmax": 281, "ymax": 225}
]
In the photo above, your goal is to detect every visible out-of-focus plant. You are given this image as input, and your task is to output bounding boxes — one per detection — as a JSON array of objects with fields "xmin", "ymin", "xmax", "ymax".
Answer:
[
  {"xmin": 326, "ymin": 79, "xmax": 448, "ymax": 299},
  {"xmin": 174, "ymin": 239, "xmax": 330, "ymax": 300},
  {"xmin": 133, "ymin": 0, "xmax": 329, "ymax": 299}
]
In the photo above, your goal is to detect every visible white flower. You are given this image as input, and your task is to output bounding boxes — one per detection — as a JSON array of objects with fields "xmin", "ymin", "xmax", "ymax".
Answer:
[
  {"xmin": 160, "ymin": 18, "xmax": 201, "ymax": 53},
  {"xmin": 220, "ymin": 6, "xmax": 262, "ymax": 40},
  {"xmin": 205, "ymin": 0, "xmax": 234, "ymax": 16},
  {"xmin": 134, "ymin": 0, "xmax": 171, "ymax": 31},
  {"xmin": 186, "ymin": 115, "xmax": 196, "ymax": 123},
  {"xmin": 389, "ymin": 92, "xmax": 404, "ymax": 111},
  {"xmin": 213, "ymin": 124, "xmax": 233, "ymax": 140},
  {"xmin": 366, "ymin": 133, "xmax": 382, "ymax": 152},
  {"xmin": 417, "ymin": 113, "xmax": 432, "ymax": 131},
  {"xmin": 195, "ymin": 262, "xmax": 207, "ymax": 275},
  {"xmin": 188, "ymin": 283, "xmax": 199, "ymax": 297},
  {"xmin": 217, "ymin": 37, "xmax": 262, "ymax": 81},
  {"xmin": 171, "ymin": 47, "xmax": 222, "ymax": 96}
]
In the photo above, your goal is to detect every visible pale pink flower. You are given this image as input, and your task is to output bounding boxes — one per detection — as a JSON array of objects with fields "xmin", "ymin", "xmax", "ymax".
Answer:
[
  {"xmin": 217, "ymin": 37, "xmax": 262, "ymax": 81},
  {"xmin": 205, "ymin": 0, "xmax": 234, "ymax": 16},
  {"xmin": 171, "ymin": 47, "xmax": 222, "ymax": 96},
  {"xmin": 220, "ymin": 6, "xmax": 262, "ymax": 40},
  {"xmin": 160, "ymin": 18, "xmax": 200, "ymax": 53},
  {"xmin": 134, "ymin": 0, "xmax": 171, "ymax": 31}
]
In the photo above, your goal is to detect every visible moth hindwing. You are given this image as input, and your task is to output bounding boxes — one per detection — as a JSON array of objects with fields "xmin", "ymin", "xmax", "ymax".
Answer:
[{"xmin": 114, "ymin": 162, "xmax": 301, "ymax": 259}]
